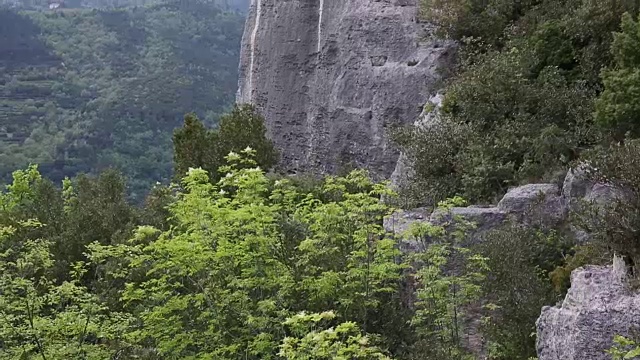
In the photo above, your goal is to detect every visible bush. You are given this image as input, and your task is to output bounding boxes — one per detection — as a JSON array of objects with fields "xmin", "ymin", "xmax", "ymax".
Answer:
[
  {"xmin": 477, "ymin": 224, "xmax": 573, "ymax": 360},
  {"xmin": 575, "ymin": 140, "xmax": 640, "ymax": 269},
  {"xmin": 173, "ymin": 104, "xmax": 278, "ymax": 183},
  {"xmin": 596, "ymin": 13, "xmax": 640, "ymax": 138},
  {"xmin": 399, "ymin": 0, "xmax": 638, "ymax": 206}
]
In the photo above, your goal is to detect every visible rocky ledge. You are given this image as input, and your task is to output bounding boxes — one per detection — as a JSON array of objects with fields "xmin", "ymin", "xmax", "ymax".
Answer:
[{"xmin": 384, "ymin": 166, "xmax": 621, "ymax": 245}]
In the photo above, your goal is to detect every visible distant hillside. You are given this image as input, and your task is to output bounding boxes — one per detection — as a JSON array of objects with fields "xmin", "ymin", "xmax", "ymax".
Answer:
[
  {"xmin": 0, "ymin": 0, "xmax": 249, "ymax": 12},
  {"xmin": 0, "ymin": 1, "xmax": 244, "ymax": 199}
]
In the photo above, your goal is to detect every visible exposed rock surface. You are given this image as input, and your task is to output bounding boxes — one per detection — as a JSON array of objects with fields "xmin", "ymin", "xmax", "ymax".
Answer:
[
  {"xmin": 536, "ymin": 257, "xmax": 640, "ymax": 360},
  {"xmin": 385, "ymin": 167, "xmax": 625, "ymax": 243},
  {"xmin": 237, "ymin": 0, "xmax": 455, "ymax": 178},
  {"xmin": 389, "ymin": 93, "xmax": 444, "ymax": 191}
]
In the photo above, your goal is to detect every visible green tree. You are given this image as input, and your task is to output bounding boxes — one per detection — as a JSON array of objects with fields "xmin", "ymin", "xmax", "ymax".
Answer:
[
  {"xmin": 478, "ymin": 225, "xmax": 573, "ymax": 359},
  {"xmin": 404, "ymin": 198, "xmax": 489, "ymax": 360},
  {"xmin": 173, "ymin": 104, "xmax": 278, "ymax": 183},
  {"xmin": 400, "ymin": 0, "xmax": 637, "ymax": 205},
  {"xmin": 172, "ymin": 112, "xmax": 214, "ymax": 179},
  {"xmin": 596, "ymin": 12, "xmax": 640, "ymax": 138},
  {"xmin": 0, "ymin": 173, "xmax": 133, "ymax": 359},
  {"xmin": 279, "ymin": 311, "xmax": 393, "ymax": 360},
  {"xmin": 89, "ymin": 149, "xmax": 405, "ymax": 359}
]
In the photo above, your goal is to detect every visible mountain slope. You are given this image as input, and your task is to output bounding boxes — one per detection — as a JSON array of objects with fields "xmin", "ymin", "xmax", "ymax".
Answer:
[{"xmin": 0, "ymin": 1, "xmax": 244, "ymax": 199}]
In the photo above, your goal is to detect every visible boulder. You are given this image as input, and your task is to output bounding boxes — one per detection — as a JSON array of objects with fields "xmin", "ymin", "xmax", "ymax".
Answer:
[
  {"xmin": 429, "ymin": 206, "xmax": 507, "ymax": 244},
  {"xmin": 497, "ymin": 183, "xmax": 566, "ymax": 225},
  {"xmin": 536, "ymin": 258, "xmax": 640, "ymax": 360}
]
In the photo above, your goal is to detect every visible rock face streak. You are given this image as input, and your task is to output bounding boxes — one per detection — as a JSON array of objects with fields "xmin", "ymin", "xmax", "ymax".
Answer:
[{"xmin": 237, "ymin": 0, "xmax": 454, "ymax": 177}]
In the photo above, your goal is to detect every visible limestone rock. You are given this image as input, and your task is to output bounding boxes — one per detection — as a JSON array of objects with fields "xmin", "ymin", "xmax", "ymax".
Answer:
[
  {"xmin": 497, "ymin": 183, "xmax": 566, "ymax": 225},
  {"xmin": 536, "ymin": 259, "xmax": 640, "ymax": 360},
  {"xmin": 389, "ymin": 93, "xmax": 444, "ymax": 192},
  {"xmin": 237, "ymin": 0, "xmax": 455, "ymax": 178},
  {"xmin": 383, "ymin": 207, "xmax": 430, "ymax": 237},
  {"xmin": 562, "ymin": 165, "xmax": 596, "ymax": 203},
  {"xmin": 429, "ymin": 206, "xmax": 507, "ymax": 243}
]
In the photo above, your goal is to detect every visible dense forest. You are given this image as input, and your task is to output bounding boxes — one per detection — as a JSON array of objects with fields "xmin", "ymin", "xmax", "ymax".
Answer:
[
  {"xmin": 3, "ymin": 0, "xmax": 640, "ymax": 359},
  {"xmin": 0, "ymin": 0, "xmax": 244, "ymax": 199}
]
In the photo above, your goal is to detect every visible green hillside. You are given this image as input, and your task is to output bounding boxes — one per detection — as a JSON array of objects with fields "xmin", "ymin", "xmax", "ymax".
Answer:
[{"xmin": 0, "ymin": 1, "xmax": 244, "ymax": 199}]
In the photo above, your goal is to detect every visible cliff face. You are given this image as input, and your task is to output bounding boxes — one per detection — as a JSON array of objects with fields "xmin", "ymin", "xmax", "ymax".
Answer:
[{"xmin": 237, "ymin": 0, "xmax": 454, "ymax": 177}]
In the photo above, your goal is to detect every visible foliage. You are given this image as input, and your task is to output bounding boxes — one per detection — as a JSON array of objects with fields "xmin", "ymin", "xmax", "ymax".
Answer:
[
  {"xmin": 575, "ymin": 140, "xmax": 640, "ymax": 269},
  {"xmin": 0, "ymin": 199, "xmax": 133, "ymax": 359},
  {"xmin": 596, "ymin": 13, "xmax": 640, "ymax": 138},
  {"xmin": 419, "ymin": 0, "xmax": 537, "ymax": 47},
  {"xmin": 0, "ymin": 151, "xmax": 610, "ymax": 360},
  {"xmin": 478, "ymin": 224, "xmax": 573, "ymax": 360},
  {"xmin": 173, "ymin": 104, "xmax": 278, "ymax": 183},
  {"xmin": 279, "ymin": 311, "xmax": 393, "ymax": 360},
  {"xmin": 0, "ymin": 1, "xmax": 244, "ymax": 200},
  {"xmin": 85, "ymin": 149, "xmax": 408, "ymax": 358},
  {"xmin": 608, "ymin": 335, "xmax": 640, "ymax": 360},
  {"xmin": 401, "ymin": 0, "xmax": 639, "ymax": 205},
  {"xmin": 403, "ymin": 198, "xmax": 489, "ymax": 359}
]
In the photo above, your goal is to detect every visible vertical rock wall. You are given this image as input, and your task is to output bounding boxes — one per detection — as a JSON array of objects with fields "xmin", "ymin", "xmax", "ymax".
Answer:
[{"xmin": 237, "ymin": 0, "xmax": 454, "ymax": 178}]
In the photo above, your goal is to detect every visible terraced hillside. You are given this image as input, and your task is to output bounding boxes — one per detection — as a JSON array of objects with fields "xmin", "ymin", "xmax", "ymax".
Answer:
[{"xmin": 0, "ymin": 2, "xmax": 244, "ymax": 199}]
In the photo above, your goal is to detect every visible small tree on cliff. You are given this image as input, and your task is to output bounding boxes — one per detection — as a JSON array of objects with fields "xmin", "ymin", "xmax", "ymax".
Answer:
[{"xmin": 173, "ymin": 104, "xmax": 278, "ymax": 182}]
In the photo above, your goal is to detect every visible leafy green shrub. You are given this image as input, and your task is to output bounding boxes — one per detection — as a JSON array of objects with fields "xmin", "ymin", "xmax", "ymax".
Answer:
[
  {"xmin": 173, "ymin": 104, "xmax": 278, "ymax": 183},
  {"xmin": 87, "ymin": 149, "xmax": 408, "ymax": 358},
  {"xmin": 279, "ymin": 311, "xmax": 393, "ymax": 360},
  {"xmin": 419, "ymin": 0, "xmax": 538, "ymax": 47},
  {"xmin": 400, "ymin": 0, "xmax": 638, "ymax": 205},
  {"xmin": 477, "ymin": 225, "xmax": 573, "ymax": 360},
  {"xmin": 574, "ymin": 140, "xmax": 640, "ymax": 270},
  {"xmin": 608, "ymin": 335, "xmax": 640, "ymax": 360},
  {"xmin": 402, "ymin": 197, "xmax": 490, "ymax": 359},
  {"xmin": 596, "ymin": 13, "xmax": 640, "ymax": 138}
]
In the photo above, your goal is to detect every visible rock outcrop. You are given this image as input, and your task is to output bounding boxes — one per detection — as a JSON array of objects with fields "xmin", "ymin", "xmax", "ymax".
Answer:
[
  {"xmin": 385, "ymin": 166, "xmax": 623, "ymax": 243},
  {"xmin": 389, "ymin": 93, "xmax": 444, "ymax": 191},
  {"xmin": 237, "ymin": 0, "xmax": 455, "ymax": 178},
  {"xmin": 536, "ymin": 257, "xmax": 640, "ymax": 360}
]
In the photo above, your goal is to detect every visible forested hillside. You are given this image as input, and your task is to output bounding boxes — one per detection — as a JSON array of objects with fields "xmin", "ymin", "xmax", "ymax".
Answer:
[
  {"xmin": 0, "ymin": 0, "xmax": 249, "ymax": 12},
  {"xmin": 0, "ymin": 1, "xmax": 244, "ymax": 199}
]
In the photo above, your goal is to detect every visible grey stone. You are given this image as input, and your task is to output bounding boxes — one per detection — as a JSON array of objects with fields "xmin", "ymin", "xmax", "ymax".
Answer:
[
  {"xmin": 536, "ymin": 258, "xmax": 640, "ymax": 360},
  {"xmin": 497, "ymin": 183, "xmax": 567, "ymax": 225},
  {"xmin": 586, "ymin": 183, "xmax": 629, "ymax": 205},
  {"xmin": 430, "ymin": 206, "xmax": 507, "ymax": 243},
  {"xmin": 384, "ymin": 207, "xmax": 430, "ymax": 236},
  {"xmin": 562, "ymin": 165, "xmax": 596, "ymax": 202},
  {"xmin": 237, "ymin": 0, "xmax": 455, "ymax": 179},
  {"xmin": 498, "ymin": 184, "xmax": 559, "ymax": 213}
]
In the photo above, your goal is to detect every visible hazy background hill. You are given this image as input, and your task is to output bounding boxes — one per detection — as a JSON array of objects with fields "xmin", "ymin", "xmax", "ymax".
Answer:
[
  {"xmin": 0, "ymin": 0, "xmax": 245, "ymax": 199},
  {"xmin": 1, "ymin": 0, "xmax": 249, "ymax": 12}
]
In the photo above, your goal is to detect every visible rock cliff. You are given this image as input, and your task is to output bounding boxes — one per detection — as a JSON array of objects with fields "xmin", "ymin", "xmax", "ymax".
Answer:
[
  {"xmin": 236, "ymin": 0, "xmax": 454, "ymax": 177},
  {"xmin": 384, "ymin": 165, "xmax": 622, "ymax": 245},
  {"xmin": 536, "ymin": 258, "xmax": 640, "ymax": 360}
]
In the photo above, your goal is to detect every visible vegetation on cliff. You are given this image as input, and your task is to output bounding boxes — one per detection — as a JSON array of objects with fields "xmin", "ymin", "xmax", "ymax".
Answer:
[{"xmin": 398, "ymin": 0, "xmax": 639, "ymax": 205}]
